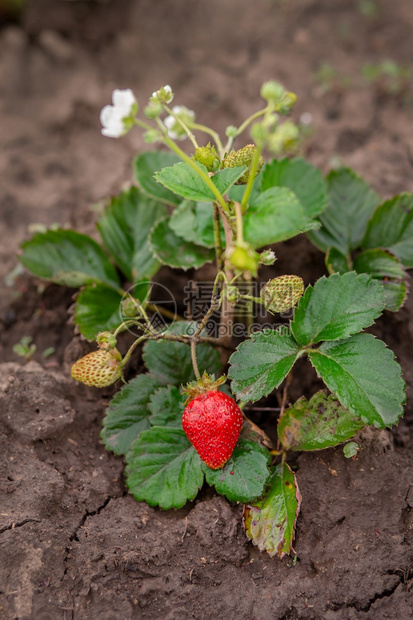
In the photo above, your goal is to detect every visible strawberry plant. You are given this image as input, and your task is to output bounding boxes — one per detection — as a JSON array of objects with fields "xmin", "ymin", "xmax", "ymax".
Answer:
[{"xmin": 18, "ymin": 82, "xmax": 408, "ymax": 559}]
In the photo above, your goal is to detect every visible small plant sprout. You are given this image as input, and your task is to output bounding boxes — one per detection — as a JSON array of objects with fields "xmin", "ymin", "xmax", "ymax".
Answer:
[
  {"xmin": 13, "ymin": 335, "xmax": 36, "ymax": 361},
  {"xmin": 19, "ymin": 81, "xmax": 409, "ymax": 559}
]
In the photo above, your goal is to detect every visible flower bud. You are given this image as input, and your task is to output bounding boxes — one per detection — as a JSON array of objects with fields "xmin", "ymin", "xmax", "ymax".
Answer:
[
  {"xmin": 260, "ymin": 80, "xmax": 285, "ymax": 103},
  {"xmin": 260, "ymin": 275, "xmax": 304, "ymax": 314},
  {"xmin": 143, "ymin": 129, "xmax": 162, "ymax": 144},
  {"xmin": 259, "ymin": 249, "xmax": 277, "ymax": 266},
  {"xmin": 193, "ymin": 143, "xmax": 220, "ymax": 172},
  {"xmin": 151, "ymin": 85, "xmax": 174, "ymax": 104},
  {"xmin": 96, "ymin": 331, "xmax": 117, "ymax": 351},
  {"xmin": 250, "ymin": 122, "xmax": 268, "ymax": 144},
  {"xmin": 122, "ymin": 297, "xmax": 140, "ymax": 318},
  {"xmin": 225, "ymin": 125, "xmax": 238, "ymax": 138},
  {"xmin": 221, "ymin": 144, "xmax": 264, "ymax": 184},
  {"xmin": 275, "ymin": 91, "xmax": 298, "ymax": 115},
  {"xmin": 267, "ymin": 121, "xmax": 300, "ymax": 155}
]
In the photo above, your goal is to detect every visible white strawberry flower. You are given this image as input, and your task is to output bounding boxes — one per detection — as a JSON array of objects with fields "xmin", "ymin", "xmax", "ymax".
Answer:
[
  {"xmin": 164, "ymin": 105, "xmax": 195, "ymax": 140},
  {"xmin": 100, "ymin": 89, "xmax": 137, "ymax": 138}
]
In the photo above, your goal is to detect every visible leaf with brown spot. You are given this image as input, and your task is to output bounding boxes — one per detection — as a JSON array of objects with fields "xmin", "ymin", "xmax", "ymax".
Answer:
[
  {"xmin": 244, "ymin": 462, "xmax": 301, "ymax": 559},
  {"xmin": 278, "ymin": 390, "xmax": 365, "ymax": 451}
]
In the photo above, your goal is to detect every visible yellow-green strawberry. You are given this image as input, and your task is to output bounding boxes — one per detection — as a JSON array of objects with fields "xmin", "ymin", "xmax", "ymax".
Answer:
[
  {"xmin": 261, "ymin": 275, "xmax": 304, "ymax": 314},
  {"xmin": 193, "ymin": 143, "xmax": 220, "ymax": 171},
  {"xmin": 71, "ymin": 349, "xmax": 122, "ymax": 387},
  {"xmin": 221, "ymin": 144, "xmax": 264, "ymax": 184}
]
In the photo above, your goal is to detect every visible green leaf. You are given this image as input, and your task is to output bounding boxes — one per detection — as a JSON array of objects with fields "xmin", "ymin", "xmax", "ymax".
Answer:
[
  {"xmin": 149, "ymin": 217, "xmax": 215, "ymax": 270},
  {"xmin": 125, "ymin": 427, "xmax": 204, "ymax": 509},
  {"xmin": 203, "ymin": 440, "xmax": 271, "ymax": 503},
  {"xmin": 308, "ymin": 168, "xmax": 381, "ymax": 255},
  {"xmin": 277, "ymin": 390, "xmax": 364, "ymax": 451},
  {"xmin": 325, "ymin": 246, "xmax": 352, "ymax": 275},
  {"xmin": 20, "ymin": 229, "xmax": 120, "ymax": 288},
  {"xmin": 354, "ymin": 248, "xmax": 407, "ymax": 312},
  {"xmin": 101, "ymin": 374, "xmax": 161, "ymax": 455},
  {"xmin": 73, "ymin": 284, "xmax": 123, "ymax": 340},
  {"xmin": 362, "ymin": 193, "xmax": 413, "ymax": 268},
  {"xmin": 228, "ymin": 328, "xmax": 302, "ymax": 402},
  {"xmin": 308, "ymin": 333, "xmax": 406, "ymax": 428},
  {"xmin": 97, "ymin": 186, "xmax": 167, "ymax": 282},
  {"xmin": 291, "ymin": 272, "xmax": 385, "ymax": 346},
  {"xmin": 154, "ymin": 162, "xmax": 245, "ymax": 202},
  {"xmin": 261, "ymin": 157, "xmax": 328, "ymax": 218},
  {"xmin": 244, "ymin": 187, "xmax": 319, "ymax": 249},
  {"xmin": 244, "ymin": 462, "xmax": 301, "ymax": 559},
  {"xmin": 134, "ymin": 151, "xmax": 181, "ymax": 205},
  {"xmin": 143, "ymin": 321, "xmax": 222, "ymax": 386},
  {"xmin": 169, "ymin": 200, "xmax": 225, "ymax": 249},
  {"xmin": 148, "ymin": 385, "xmax": 186, "ymax": 428}
]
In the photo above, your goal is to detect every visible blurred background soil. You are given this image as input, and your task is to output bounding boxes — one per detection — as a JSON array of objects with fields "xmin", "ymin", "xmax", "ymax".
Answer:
[{"xmin": 1, "ymin": 1, "xmax": 413, "ymax": 618}]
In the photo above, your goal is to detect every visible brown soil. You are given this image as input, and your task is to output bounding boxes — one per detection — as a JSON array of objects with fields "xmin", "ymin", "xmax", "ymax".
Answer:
[{"xmin": 1, "ymin": 1, "xmax": 413, "ymax": 618}]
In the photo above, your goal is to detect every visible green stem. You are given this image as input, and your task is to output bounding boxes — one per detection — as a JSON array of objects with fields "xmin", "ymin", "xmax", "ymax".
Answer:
[
  {"xmin": 113, "ymin": 320, "xmax": 139, "ymax": 338},
  {"xmin": 213, "ymin": 204, "xmax": 224, "ymax": 271},
  {"xmin": 241, "ymin": 144, "xmax": 262, "ymax": 211},
  {"xmin": 133, "ymin": 118, "xmax": 158, "ymax": 132},
  {"xmin": 224, "ymin": 107, "xmax": 268, "ymax": 152},
  {"xmin": 190, "ymin": 340, "xmax": 201, "ymax": 380},
  {"xmin": 159, "ymin": 125, "xmax": 229, "ymax": 214},
  {"xmin": 234, "ymin": 201, "xmax": 244, "ymax": 244},
  {"xmin": 189, "ymin": 122, "xmax": 224, "ymax": 156},
  {"xmin": 120, "ymin": 334, "xmax": 149, "ymax": 368},
  {"xmin": 162, "ymin": 104, "xmax": 199, "ymax": 149}
]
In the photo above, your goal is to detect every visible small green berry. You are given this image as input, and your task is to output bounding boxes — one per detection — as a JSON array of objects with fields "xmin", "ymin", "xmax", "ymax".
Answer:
[
  {"xmin": 221, "ymin": 144, "xmax": 264, "ymax": 184},
  {"xmin": 261, "ymin": 275, "xmax": 304, "ymax": 313},
  {"xmin": 193, "ymin": 143, "xmax": 220, "ymax": 172},
  {"xmin": 227, "ymin": 244, "xmax": 260, "ymax": 276}
]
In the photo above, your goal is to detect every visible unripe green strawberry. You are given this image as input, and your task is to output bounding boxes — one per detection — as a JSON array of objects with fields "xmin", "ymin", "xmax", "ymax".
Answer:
[
  {"xmin": 182, "ymin": 390, "xmax": 243, "ymax": 470},
  {"xmin": 193, "ymin": 143, "xmax": 220, "ymax": 172},
  {"xmin": 261, "ymin": 275, "xmax": 304, "ymax": 313},
  {"xmin": 71, "ymin": 349, "xmax": 122, "ymax": 387},
  {"xmin": 227, "ymin": 243, "xmax": 260, "ymax": 276},
  {"xmin": 221, "ymin": 144, "xmax": 264, "ymax": 184}
]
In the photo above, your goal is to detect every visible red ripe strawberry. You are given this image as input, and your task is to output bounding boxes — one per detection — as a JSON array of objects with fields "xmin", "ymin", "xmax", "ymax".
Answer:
[{"xmin": 182, "ymin": 390, "xmax": 243, "ymax": 470}]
